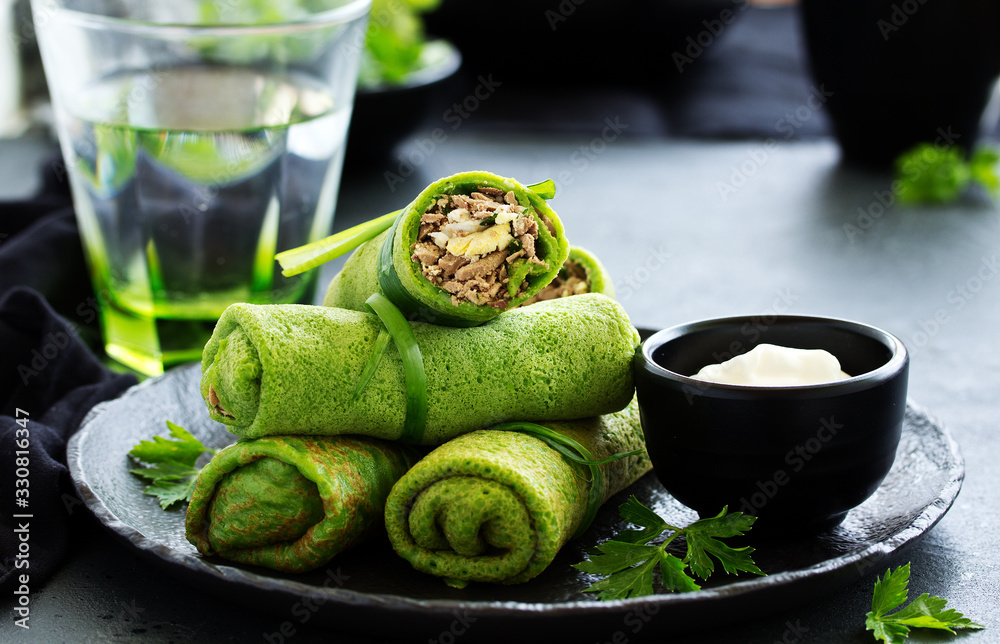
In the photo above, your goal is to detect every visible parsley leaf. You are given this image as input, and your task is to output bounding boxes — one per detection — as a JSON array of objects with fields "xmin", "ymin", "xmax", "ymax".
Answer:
[
  {"xmin": 141, "ymin": 476, "xmax": 202, "ymax": 509},
  {"xmin": 895, "ymin": 143, "xmax": 999, "ymax": 204},
  {"xmin": 615, "ymin": 495, "xmax": 669, "ymax": 544},
  {"xmin": 865, "ymin": 563, "xmax": 985, "ymax": 643},
  {"xmin": 684, "ymin": 508, "xmax": 764, "ymax": 579},
  {"xmin": 129, "ymin": 421, "xmax": 217, "ymax": 509},
  {"xmin": 572, "ymin": 496, "xmax": 763, "ymax": 599}
]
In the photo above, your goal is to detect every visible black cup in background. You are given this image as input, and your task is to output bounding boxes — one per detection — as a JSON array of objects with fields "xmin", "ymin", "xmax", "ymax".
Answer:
[
  {"xmin": 634, "ymin": 315, "xmax": 909, "ymax": 537},
  {"xmin": 424, "ymin": 0, "xmax": 740, "ymax": 90},
  {"xmin": 801, "ymin": 0, "xmax": 1000, "ymax": 168}
]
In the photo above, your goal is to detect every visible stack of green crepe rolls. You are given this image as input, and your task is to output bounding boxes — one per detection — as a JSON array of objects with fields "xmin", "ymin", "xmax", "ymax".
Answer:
[
  {"xmin": 324, "ymin": 171, "xmax": 570, "ymax": 326},
  {"xmin": 384, "ymin": 399, "xmax": 650, "ymax": 585},
  {"xmin": 200, "ymin": 293, "xmax": 639, "ymax": 444},
  {"xmin": 187, "ymin": 171, "xmax": 650, "ymax": 581}
]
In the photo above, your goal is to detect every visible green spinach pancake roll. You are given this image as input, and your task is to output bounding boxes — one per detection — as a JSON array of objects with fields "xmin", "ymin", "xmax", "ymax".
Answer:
[
  {"xmin": 384, "ymin": 399, "xmax": 651, "ymax": 585},
  {"xmin": 518, "ymin": 246, "xmax": 614, "ymax": 306},
  {"xmin": 201, "ymin": 293, "xmax": 639, "ymax": 444},
  {"xmin": 185, "ymin": 435, "xmax": 417, "ymax": 573},
  {"xmin": 324, "ymin": 171, "xmax": 570, "ymax": 326}
]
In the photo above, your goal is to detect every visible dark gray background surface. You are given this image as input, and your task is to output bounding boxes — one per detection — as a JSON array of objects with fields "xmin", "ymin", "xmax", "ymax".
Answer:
[{"xmin": 3, "ymin": 3, "xmax": 1000, "ymax": 641}]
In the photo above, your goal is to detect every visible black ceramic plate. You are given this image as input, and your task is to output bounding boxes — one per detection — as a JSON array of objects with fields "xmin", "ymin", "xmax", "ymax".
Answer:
[{"xmin": 68, "ymin": 364, "xmax": 964, "ymax": 643}]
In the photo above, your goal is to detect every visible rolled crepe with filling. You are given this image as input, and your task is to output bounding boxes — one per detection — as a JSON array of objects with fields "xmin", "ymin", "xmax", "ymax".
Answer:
[
  {"xmin": 185, "ymin": 435, "xmax": 417, "ymax": 573},
  {"xmin": 384, "ymin": 399, "xmax": 650, "ymax": 585},
  {"xmin": 518, "ymin": 246, "xmax": 614, "ymax": 306},
  {"xmin": 201, "ymin": 293, "xmax": 639, "ymax": 444},
  {"xmin": 323, "ymin": 171, "xmax": 570, "ymax": 326}
]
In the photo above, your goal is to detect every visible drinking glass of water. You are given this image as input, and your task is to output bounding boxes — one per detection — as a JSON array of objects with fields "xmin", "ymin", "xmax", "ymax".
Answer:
[{"xmin": 31, "ymin": 0, "xmax": 371, "ymax": 375}]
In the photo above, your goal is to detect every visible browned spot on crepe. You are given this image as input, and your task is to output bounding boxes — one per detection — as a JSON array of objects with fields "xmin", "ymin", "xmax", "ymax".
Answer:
[{"xmin": 208, "ymin": 385, "xmax": 235, "ymax": 418}]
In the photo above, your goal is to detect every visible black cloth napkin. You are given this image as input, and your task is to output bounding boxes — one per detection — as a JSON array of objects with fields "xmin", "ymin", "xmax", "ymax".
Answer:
[{"xmin": 0, "ymin": 158, "xmax": 137, "ymax": 594}]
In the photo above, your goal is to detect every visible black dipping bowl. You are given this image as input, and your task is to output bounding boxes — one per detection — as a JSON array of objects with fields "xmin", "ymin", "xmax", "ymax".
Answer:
[
  {"xmin": 345, "ymin": 39, "xmax": 462, "ymax": 166},
  {"xmin": 634, "ymin": 315, "xmax": 909, "ymax": 536}
]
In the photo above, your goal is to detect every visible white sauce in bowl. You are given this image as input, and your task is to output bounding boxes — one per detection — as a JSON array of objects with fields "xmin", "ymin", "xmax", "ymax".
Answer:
[{"xmin": 690, "ymin": 344, "xmax": 851, "ymax": 386}]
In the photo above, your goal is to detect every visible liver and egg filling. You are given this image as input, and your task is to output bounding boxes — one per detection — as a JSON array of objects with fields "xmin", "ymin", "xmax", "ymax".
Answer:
[
  {"xmin": 518, "ymin": 258, "xmax": 590, "ymax": 306},
  {"xmin": 409, "ymin": 187, "xmax": 550, "ymax": 308}
]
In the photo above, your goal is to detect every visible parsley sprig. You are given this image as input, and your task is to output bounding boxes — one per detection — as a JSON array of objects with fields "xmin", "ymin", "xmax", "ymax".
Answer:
[
  {"xmin": 895, "ymin": 143, "xmax": 999, "ymax": 204},
  {"xmin": 865, "ymin": 563, "xmax": 984, "ymax": 643},
  {"xmin": 128, "ymin": 421, "xmax": 217, "ymax": 509},
  {"xmin": 572, "ymin": 496, "xmax": 764, "ymax": 599}
]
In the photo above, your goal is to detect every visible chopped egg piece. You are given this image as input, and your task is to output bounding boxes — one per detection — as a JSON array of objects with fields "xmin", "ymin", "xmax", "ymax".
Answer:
[
  {"xmin": 446, "ymin": 224, "xmax": 513, "ymax": 259},
  {"xmin": 429, "ymin": 232, "xmax": 450, "ymax": 248},
  {"xmin": 447, "ymin": 208, "xmax": 471, "ymax": 223},
  {"xmin": 442, "ymin": 220, "xmax": 483, "ymax": 236},
  {"xmin": 494, "ymin": 208, "xmax": 519, "ymax": 225}
]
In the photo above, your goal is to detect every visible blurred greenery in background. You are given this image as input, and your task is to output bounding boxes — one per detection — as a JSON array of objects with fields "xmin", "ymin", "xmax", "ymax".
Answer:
[
  {"xmin": 894, "ymin": 144, "xmax": 999, "ymax": 205},
  {"xmin": 360, "ymin": 0, "xmax": 441, "ymax": 86},
  {"xmin": 198, "ymin": 0, "xmax": 442, "ymax": 87}
]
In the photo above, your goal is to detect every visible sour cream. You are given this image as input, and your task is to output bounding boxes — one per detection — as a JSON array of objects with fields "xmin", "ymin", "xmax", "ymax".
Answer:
[{"xmin": 690, "ymin": 344, "xmax": 851, "ymax": 386}]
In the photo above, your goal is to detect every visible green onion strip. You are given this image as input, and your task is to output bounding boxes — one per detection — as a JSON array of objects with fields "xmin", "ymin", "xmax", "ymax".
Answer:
[
  {"xmin": 363, "ymin": 293, "xmax": 428, "ymax": 443},
  {"xmin": 490, "ymin": 421, "xmax": 643, "ymax": 538},
  {"xmin": 275, "ymin": 209, "xmax": 401, "ymax": 277}
]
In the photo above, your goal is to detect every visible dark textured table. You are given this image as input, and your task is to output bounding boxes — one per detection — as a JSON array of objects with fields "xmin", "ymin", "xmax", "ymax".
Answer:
[{"xmin": 2, "ymin": 130, "xmax": 999, "ymax": 643}]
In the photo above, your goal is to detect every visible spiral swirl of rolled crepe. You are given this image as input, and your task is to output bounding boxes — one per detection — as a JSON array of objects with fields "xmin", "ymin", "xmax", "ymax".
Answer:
[
  {"xmin": 384, "ymin": 399, "xmax": 650, "ymax": 585},
  {"xmin": 323, "ymin": 171, "xmax": 570, "ymax": 326},
  {"xmin": 185, "ymin": 435, "xmax": 417, "ymax": 573},
  {"xmin": 200, "ymin": 293, "xmax": 639, "ymax": 444}
]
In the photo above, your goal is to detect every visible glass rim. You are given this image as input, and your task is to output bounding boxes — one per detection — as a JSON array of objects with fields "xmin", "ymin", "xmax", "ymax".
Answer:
[{"xmin": 32, "ymin": 0, "xmax": 372, "ymax": 36}]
